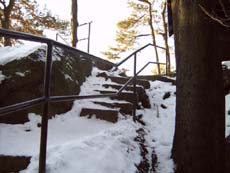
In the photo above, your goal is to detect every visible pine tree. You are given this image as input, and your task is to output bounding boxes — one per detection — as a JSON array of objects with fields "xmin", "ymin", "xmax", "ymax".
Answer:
[
  {"xmin": 0, "ymin": 0, "xmax": 69, "ymax": 46},
  {"xmin": 102, "ymin": 1, "xmax": 148, "ymax": 59},
  {"xmin": 102, "ymin": 0, "xmax": 171, "ymax": 74}
]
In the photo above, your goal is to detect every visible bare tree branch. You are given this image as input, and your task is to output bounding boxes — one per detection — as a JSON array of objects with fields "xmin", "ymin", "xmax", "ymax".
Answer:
[
  {"xmin": 135, "ymin": 33, "xmax": 151, "ymax": 38},
  {"xmin": 0, "ymin": 0, "xmax": 7, "ymax": 9},
  {"xmin": 199, "ymin": 4, "xmax": 230, "ymax": 28},
  {"xmin": 219, "ymin": 0, "xmax": 229, "ymax": 18},
  {"xmin": 138, "ymin": 0, "xmax": 151, "ymax": 6},
  {"xmin": 135, "ymin": 14, "xmax": 146, "ymax": 23}
]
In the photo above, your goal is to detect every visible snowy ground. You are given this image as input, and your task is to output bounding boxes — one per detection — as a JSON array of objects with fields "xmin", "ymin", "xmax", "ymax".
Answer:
[{"xmin": 0, "ymin": 66, "xmax": 229, "ymax": 173}]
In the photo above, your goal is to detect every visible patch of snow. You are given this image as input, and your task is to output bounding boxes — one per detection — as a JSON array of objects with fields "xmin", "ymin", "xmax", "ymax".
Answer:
[
  {"xmin": 64, "ymin": 74, "xmax": 73, "ymax": 81},
  {"xmin": 0, "ymin": 111, "xmax": 115, "ymax": 156},
  {"xmin": 53, "ymin": 46, "xmax": 65, "ymax": 60},
  {"xmin": 222, "ymin": 61, "xmax": 230, "ymax": 69},
  {"xmin": 15, "ymin": 72, "xmax": 26, "ymax": 77},
  {"xmin": 141, "ymin": 81, "xmax": 176, "ymax": 173},
  {"xmin": 0, "ymin": 113, "xmax": 41, "ymax": 156},
  {"xmin": 0, "ymin": 44, "xmax": 46, "ymax": 65},
  {"xmin": 0, "ymin": 71, "xmax": 6, "ymax": 84},
  {"xmin": 91, "ymin": 97, "xmax": 131, "ymax": 104},
  {"xmin": 21, "ymin": 119, "xmax": 140, "ymax": 173},
  {"xmin": 73, "ymin": 100, "xmax": 118, "ymax": 112}
]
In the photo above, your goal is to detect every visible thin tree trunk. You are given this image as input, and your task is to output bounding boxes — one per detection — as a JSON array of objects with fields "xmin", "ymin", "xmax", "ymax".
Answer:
[
  {"xmin": 162, "ymin": 1, "xmax": 170, "ymax": 75},
  {"xmin": 1, "ymin": 0, "xmax": 15, "ymax": 46},
  {"xmin": 148, "ymin": 1, "xmax": 161, "ymax": 74},
  {"xmin": 172, "ymin": 1, "xmax": 225, "ymax": 173},
  {"xmin": 139, "ymin": 0, "xmax": 161, "ymax": 74},
  {"xmin": 71, "ymin": 0, "xmax": 78, "ymax": 48},
  {"xmin": 2, "ymin": 18, "xmax": 12, "ymax": 46}
]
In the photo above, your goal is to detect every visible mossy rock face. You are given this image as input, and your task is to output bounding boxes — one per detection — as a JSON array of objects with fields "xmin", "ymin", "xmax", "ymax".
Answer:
[{"xmin": 0, "ymin": 46, "xmax": 93, "ymax": 124}]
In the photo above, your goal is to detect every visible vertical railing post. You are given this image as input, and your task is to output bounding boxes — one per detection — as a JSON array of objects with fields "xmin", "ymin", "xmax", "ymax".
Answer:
[
  {"xmin": 87, "ymin": 21, "xmax": 92, "ymax": 53},
  {"xmin": 133, "ymin": 53, "xmax": 137, "ymax": 122},
  {"xmin": 39, "ymin": 41, "xmax": 53, "ymax": 173}
]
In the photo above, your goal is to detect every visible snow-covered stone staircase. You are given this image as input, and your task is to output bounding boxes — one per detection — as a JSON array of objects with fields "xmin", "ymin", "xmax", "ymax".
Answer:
[
  {"xmin": 0, "ymin": 65, "xmax": 178, "ymax": 173},
  {"xmin": 0, "ymin": 43, "xmax": 177, "ymax": 173},
  {"xmin": 77, "ymin": 68, "xmax": 151, "ymax": 123},
  {"xmin": 0, "ymin": 67, "xmax": 155, "ymax": 173},
  {"xmin": 0, "ymin": 67, "xmax": 154, "ymax": 173}
]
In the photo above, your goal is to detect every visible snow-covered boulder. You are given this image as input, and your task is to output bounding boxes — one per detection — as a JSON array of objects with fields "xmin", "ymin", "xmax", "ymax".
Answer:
[{"xmin": 0, "ymin": 44, "xmax": 114, "ymax": 124}]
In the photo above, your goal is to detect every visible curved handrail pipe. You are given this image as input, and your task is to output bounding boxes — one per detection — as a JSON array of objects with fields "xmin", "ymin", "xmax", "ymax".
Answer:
[{"xmin": 115, "ymin": 43, "xmax": 166, "ymax": 68}]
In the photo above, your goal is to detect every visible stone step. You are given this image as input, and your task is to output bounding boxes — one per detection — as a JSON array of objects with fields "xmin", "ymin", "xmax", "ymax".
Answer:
[
  {"xmin": 93, "ymin": 101, "xmax": 133, "ymax": 115},
  {"xmin": 96, "ymin": 72, "xmax": 150, "ymax": 89},
  {"xmin": 96, "ymin": 90, "xmax": 150, "ymax": 109},
  {"xmin": 102, "ymin": 83, "xmax": 144, "ymax": 92},
  {"xmin": 102, "ymin": 84, "xmax": 151, "ymax": 108},
  {"xmin": 95, "ymin": 90, "xmax": 141, "ymax": 108},
  {"xmin": 0, "ymin": 155, "xmax": 31, "ymax": 173},
  {"xmin": 80, "ymin": 108, "xmax": 118, "ymax": 123},
  {"xmin": 137, "ymin": 75, "xmax": 176, "ymax": 85}
]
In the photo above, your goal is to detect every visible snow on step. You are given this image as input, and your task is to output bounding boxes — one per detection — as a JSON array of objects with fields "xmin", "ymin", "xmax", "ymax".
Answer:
[
  {"xmin": 95, "ymin": 90, "xmax": 139, "ymax": 106},
  {"xmin": 92, "ymin": 101, "xmax": 133, "ymax": 115},
  {"xmin": 80, "ymin": 108, "xmax": 118, "ymax": 123},
  {"xmin": 96, "ymin": 72, "xmax": 150, "ymax": 89}
]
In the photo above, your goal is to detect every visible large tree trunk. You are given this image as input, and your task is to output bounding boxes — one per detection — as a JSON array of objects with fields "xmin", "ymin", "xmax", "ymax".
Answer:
[
  {"xmin": 172, "ymin": 1, "xmax": 225, "ymax": 173},
  {"xmin": 71, "ymin": 0, "xmax": 79, "ymax": 48}
]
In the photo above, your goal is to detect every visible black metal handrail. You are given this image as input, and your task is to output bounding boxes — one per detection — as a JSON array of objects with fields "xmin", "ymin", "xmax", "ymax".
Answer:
[
  {"xmin": 0, "ymin": 28, "xmax": 166, "ymax": 173},
  {"xmin": 115, "ymin": 43, "xmax": 166, "ymax": 67}
]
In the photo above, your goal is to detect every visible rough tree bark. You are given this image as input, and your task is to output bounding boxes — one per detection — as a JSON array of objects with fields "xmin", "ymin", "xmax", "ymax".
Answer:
[{"xmin": 172, "ymin": 1, "xmax": 226, "ymax": 173}]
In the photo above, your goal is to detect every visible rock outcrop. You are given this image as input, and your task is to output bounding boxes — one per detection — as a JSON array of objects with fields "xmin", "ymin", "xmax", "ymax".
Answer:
[{"xmin": 0, "ymin": 45, "xmax": 114, "ymax": 123}]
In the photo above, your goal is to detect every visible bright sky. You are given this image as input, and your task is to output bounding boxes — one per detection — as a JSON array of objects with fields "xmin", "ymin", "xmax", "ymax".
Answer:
[
  {"xmin": 39, "ymin": 0, "xmax": 175, "ymax": 75},
  {"xmin": 39, "ymin": 0, "xmax": 130, "ymax": 58}
]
